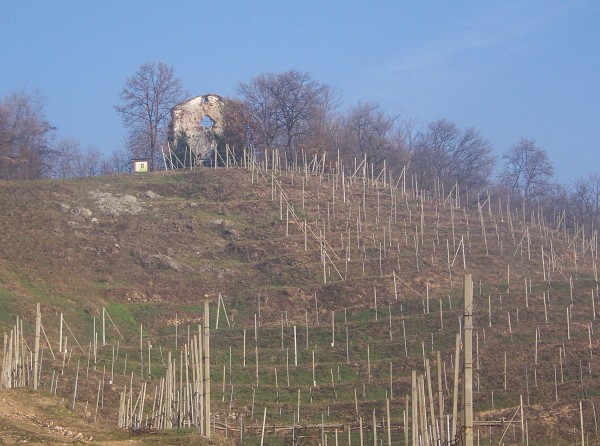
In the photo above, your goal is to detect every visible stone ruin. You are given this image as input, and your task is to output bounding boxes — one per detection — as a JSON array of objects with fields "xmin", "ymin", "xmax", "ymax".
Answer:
[{"xmin": 168, "ymin": 94, "xmax": 224, "ymax": 161}]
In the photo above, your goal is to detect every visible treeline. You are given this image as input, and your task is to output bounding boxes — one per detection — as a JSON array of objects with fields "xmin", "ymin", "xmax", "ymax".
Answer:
[
  {"xmin": 232, "ymin": 70, "xmax": 599, "ymax": 231},
  {"xmin": 1, "ymin": 63, "xmax": 599, "ymax": 232},
  {"xmin": 0, "ymin": 91, "xmax": 130, "ymax": 180}
]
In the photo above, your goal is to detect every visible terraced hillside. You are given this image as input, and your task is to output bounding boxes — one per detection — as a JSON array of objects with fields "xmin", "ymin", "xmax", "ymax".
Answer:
[{"xmin": 0, "ymin": 163, "xmax": 598, "ymax": 445}]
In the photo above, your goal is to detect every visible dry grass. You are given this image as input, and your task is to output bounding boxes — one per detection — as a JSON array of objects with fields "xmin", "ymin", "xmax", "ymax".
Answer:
[{"xmin": 0, "ymin": 167, "xmax": 598, "ymax": 444}]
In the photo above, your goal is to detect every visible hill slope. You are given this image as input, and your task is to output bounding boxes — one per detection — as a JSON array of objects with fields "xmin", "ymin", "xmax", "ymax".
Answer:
[{"xmin": 1, "ymin": 166, "xmax": 599, "ymax": 445}]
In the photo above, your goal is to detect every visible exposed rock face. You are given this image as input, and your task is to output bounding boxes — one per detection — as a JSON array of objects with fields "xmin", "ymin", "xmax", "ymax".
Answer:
[
  {"xmin": 59, "ymin": 203, "xmax": 93, "ymax": 220},
  {"xmin": 169, "ymin": 94, "xmax": 224, "ymax": 159},
  {"xmin": 130, "ymin": 248, "xmax": 182, "ymax": 272},
  {"xmin": 212, "ymin": 218, "xmax": 240, "ymax": 239},
  {"xmin": 143, "ymin": 190, "xmax": 160, "ymax": 199},
  {"xmin": 89, "ymin": 191, "xmax": 142, "ymax": 216}
]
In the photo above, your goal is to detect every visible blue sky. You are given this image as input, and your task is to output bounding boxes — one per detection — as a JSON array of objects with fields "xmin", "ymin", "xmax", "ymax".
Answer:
[{"xmin": 1, "ymin": 1, "xmax": 598, "ymax": 183}]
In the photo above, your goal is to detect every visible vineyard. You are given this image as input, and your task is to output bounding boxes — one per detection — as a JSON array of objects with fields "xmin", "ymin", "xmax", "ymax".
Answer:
[{"xmin": 0, "ymin": 154, "xmax": 599, "ymax": 445}]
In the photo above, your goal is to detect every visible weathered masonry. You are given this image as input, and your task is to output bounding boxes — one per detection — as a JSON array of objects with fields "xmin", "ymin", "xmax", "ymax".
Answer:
[{"xmin": 169, "ymin": 94, "xmax": 224, "ymax": 160}]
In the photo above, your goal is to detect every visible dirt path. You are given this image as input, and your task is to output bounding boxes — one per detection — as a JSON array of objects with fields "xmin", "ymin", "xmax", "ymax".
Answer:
[
  {"xmin": 0, "ymin": 388, "xmax": 142, "ymax": 445},
  {"xmin": 0, "ymin": 388, "xmax": 225, "ymax": 445}
]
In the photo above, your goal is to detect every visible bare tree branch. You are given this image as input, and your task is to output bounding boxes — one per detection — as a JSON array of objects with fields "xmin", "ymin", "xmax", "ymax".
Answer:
[
  {"xmin": 114, "ymin": 62, "xmax": 187, "ymax": 166},
  {"xmin": 238, "ymin": 70, "xmax": 334, "ymax": 163},
  {"xmin": 499, "ymin": 137, "xmax": 553, "ymax": 199},
  {"xmin": 571, "ymin": 173, "xmax": 600, "ymax": 231},
  {"xmin": 0, "ymin": 91, "xmax": 55, "ymax": 179},
  {"xmin": 411, "ymin": 119, "xmax": 494, "ymax": 193}
]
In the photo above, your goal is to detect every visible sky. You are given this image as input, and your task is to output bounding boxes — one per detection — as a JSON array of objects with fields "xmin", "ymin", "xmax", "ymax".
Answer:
[{"xmin": 1, "ymin": 1, "xmax": 598, "ymax": 183}]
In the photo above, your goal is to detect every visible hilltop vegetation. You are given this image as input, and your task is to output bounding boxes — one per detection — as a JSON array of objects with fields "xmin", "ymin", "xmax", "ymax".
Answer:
[{"xmin": 3, "ymin": 66, "xmax": 600, "ymax": 241}]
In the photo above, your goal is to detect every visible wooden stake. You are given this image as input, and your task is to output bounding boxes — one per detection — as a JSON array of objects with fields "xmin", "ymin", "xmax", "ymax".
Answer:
[
  {"xmin": 33, "ymin": 303, "xmax": 40, "ymax": 390},
  {"xmin": 437, "ymin": 350, "xmax": 445, "ymax": 444},
  {"xmin": 581, "ymin": 400, "xmax": 586, "ymax": 446},
  {"xmin": 260, "ymin": 407, "xmax": 267, "ymax": 446},
  {"xmin": 451, "ymin": 333, "xmax": 460, "ymax": 440},
  {"xmin": 204, "ymin": 301, "xmax": 211, "ymax": 438},
  {"xmin": 59, "ymin": 313, "xmax": 63, "ymax": 354},
  {"xmin": 464, "ymin": 274, "xmax": 473, "ymax": 446}
]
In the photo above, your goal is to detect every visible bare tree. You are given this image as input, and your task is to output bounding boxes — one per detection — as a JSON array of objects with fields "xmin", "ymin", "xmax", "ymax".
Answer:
[
  {"xmin": 238, "ymin": 70, "xmax": 334, "ymax": 163},
  {"xmin": 571, "ymin": 173, "xmax": 600, "ymax": 231},
  {"xmin": 101, "ymin": 147, "xmax": 132, "ymax": 175},
  {"xmin": 50, "ymin": 137, "xmax": 80, "ymax": 178},
  {"xmin": 342, "ymin": 101, "xmax": 402, "ymax": 169},
  {"xmin": 72, "ymin": 146, "xmax": 104, "ymax": 177},
  {"xmin": 499, "ymin": 137, "xmax": 554, "ymax": 199},
  {"xmin": 237, "ymin": 74, "xmax": 279, "ymax": 148},
  {"xmin": 299, "ymin": 84, "xmax": 339, "ymax": 157},
  {"xmin": 50, "ymin": 138, "xmax": 105, "ymax": 178},
  {"xmin": 411, "ymin": 119, "xmax": 494, "ymax": 193},
  {"xmin": 220, "ymin": 98, "xmax": 259, "ymax": 152},
  {"xmin": 394, "ymin": 114, "xmax": 418, "ymax": 152},
  {"xmin": 0, "ymin": 91, "xmax": 55, "ymax": 180},
  {"xmin": 114, "ymin": 62, "xmax": 187, "ymax": 168}
]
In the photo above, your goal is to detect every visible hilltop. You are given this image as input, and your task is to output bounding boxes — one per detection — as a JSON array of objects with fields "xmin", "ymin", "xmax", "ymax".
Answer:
[{"xmin": 0, "ymin": 164, "xmax": 599, "ymax": 445}]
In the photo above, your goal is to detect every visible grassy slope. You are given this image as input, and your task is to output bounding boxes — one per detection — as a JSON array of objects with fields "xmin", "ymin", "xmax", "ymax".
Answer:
[{"xmin": 0, "ymin": 167, "xmax": 598, "ymax": 445}]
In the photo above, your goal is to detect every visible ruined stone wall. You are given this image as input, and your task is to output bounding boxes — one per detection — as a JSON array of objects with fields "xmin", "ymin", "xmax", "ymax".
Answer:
[{"xmin": 170, "ymin": 94, "xmax": 224, "ymax": 158}]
